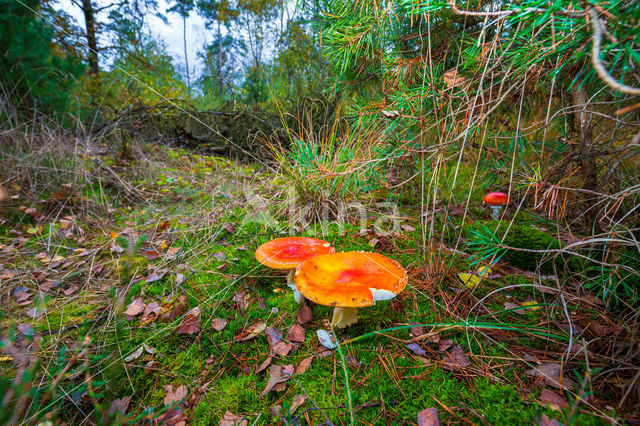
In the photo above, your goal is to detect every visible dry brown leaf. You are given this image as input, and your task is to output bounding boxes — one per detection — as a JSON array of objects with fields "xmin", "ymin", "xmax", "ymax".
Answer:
[
  {"xmin": 289, "ymin": 394, "xmax": 306, "ymax": 415},
  {"xmin": 525, "ymin": 363, "xmax": 577, "ymax": 390},
  {"xmin": 438, "ymin": 339, "xmax": 453, "ymax": 352},
  {"xmin": 539, "ymin": 414, "xmax": 560, "ymax": 426},
  {"xmin": 296, "ymin": 303, "xmax": 313, "ymax": 324},
  {"xmin": 539, "ymin": 389, "xmax": 567, "ymax": 410},
  {"xmin": 256, "ymin": 356, "xmax": 273, "ymax": 373},
  {"xmin": 146, "ymin": 269, "xmax": 166, "ymax": 283},
  {"xmin": 401, "ymin": 224, "xmax": 416, "ymax": 232},
  {"xmin": 211, "ymin": 318, "xmax": 228, "ymax": 331},
  {"xmin": 443, "ymin": 344, "xmax": 471, "ymax": 370},
  {"xmin": 63, "ymin": 285, "xmax": 78, "ymax": 296},
  {"xmin": 164, "ymin": 384, "xmax": 188, "ymax": 406},
  {"xmin": 406, "ymin": 343, "xmax": 426, "ymax": 356},
  {"xmin": 260, "ymin": 364, "xmax": 294, "ymax": 396},
  {"xmin": 124, "ymin": 298, "xmax": 145, "ymax": 317},
  {"xmin": 165, "ymin": 295, "xmax": 188, "ymax": 321},
  {"xmin": 234, "ymin": 321, "xmax": 266, "ymax": 341},
  {"xmin": 417, "ymin": 407, "xmax": 439, "ymax": 426},
  {"xmin": 286, "ymin": 324, "xmax": 305, "ymax": 343},
  {"xmin": 141, "ymin": 302, "xmax": 161, "ymax": 323},
  {"xmin": 220, "ymin": 412, "xmax": 248, "ymax": 426},
  {"xmin": 295, "ymin": 356, "xmax": 314, "ymax": 374},
  {"xmin": 107, "ymin": 396, "xmax": 132, "ymax": 418},
  {"xmin": 176, "ymin": 307, "xmax": 201, "ymax": 335},
  {"xmin": 504, "ymin": 301, "xmax": 526, "ymax": 315}
]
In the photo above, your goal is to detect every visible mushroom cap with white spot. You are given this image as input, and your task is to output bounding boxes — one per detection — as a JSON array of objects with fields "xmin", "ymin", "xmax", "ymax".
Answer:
[{"xmin": 295, "ymin": 251, "xmax": 408, "ymax": 308}]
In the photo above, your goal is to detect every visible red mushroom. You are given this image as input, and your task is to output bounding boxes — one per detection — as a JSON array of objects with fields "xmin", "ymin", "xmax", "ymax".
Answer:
[
  {"xmin": 255, "ymin": 237, "xmax": 334, "ymax": 302},
  {"xmin": 295, "ymin": 251, "xmax": 407, "ymax": 328},
  {"xmin": 483, "ymin": 192, "xmax": 509, "ymax": 220}
]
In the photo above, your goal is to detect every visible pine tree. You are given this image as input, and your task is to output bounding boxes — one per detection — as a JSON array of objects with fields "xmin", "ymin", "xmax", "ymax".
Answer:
[{"xmin": 0, "ymin": 0, "xmax": 84, "ymax": 115}]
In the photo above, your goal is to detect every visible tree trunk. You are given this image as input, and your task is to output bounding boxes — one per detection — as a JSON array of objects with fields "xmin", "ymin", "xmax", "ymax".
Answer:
[
  {"xmin": 217, "ymin": 20, "xmax": 223, "ymax": 94},
  {"xmin": 183, "ymin": 14, "xmax": 190, "ymax": 88},
  {"xmin": 81, "ymin": 0, "xmax": 99, "ymax": 76}
]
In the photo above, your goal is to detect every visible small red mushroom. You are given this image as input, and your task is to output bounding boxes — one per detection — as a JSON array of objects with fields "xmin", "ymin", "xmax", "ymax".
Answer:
[{"xmin": 483, "ymin": 192, "xmax": 509, "ymax": 220}]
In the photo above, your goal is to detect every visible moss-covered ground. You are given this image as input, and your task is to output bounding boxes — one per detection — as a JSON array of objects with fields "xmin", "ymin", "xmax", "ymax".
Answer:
[{"xmin": 0, "ymin": 144, "xmax": 627, "ymax": 424}]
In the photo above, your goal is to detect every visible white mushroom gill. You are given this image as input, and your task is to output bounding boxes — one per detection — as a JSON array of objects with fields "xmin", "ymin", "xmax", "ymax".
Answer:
[{"xmin": 369, "ymin": 288, "xmax": 397, "ymax": 304}]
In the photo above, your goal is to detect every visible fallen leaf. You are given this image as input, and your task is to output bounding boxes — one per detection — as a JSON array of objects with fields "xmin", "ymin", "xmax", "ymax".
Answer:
[
  {"xmin": 26, "ymin": 306, "xmax": 47, "ymax": 318},
  {"xmin": 166, "ymin": 246, "xmax": 181, "ymax": 257},
  {"xmin": 317, "ymin": 329, "xmax": 337, "ymax": 350},
  {"xmin": 232, "ymin": 290, "xmax": 250, "ymax": 311},
  {"xmin": 213, "ymin": 251, "xmax": 227, "ymax": 261},
  {"xmin": 260, "ymin": 364, "xmax": 294, "ymax": 396},
  {"xmin": 256, "ymin": 356, "xmax": 273, "ymax": 373},
  {"xmin": 124, "ymin": 345, "xmax": 144, "ymax": 362},
  {"xmin": 539, "ymin": 388, "xmax": 567, "ymax": 410},
  {"xmin": 406, "ymin": 343, "xmax": 427, "ymax": 356},
  {"xmin": 156, "ymin": 220, "xmax": 170, "ymax": 232},
  {"xmin": 401, "ymin": 224, "xmax": 416, "ymax": 232},
  {"xmin": 368, "ymin": 237, "xmax": 379, "ymax": 248},
  {"xmin": 443, "ymin": 344, "xmax": 471, "ymax": 370},
  {"xmin": 286, "ymin": 324, "xmax": 305, "ymax": 343},
  {"xmin": 222, "ymin": 223, "xmax": 236, "ymax": 234},
  {"xmin": 539, "ymin": 414, "xmax": 560, "ymax": 426},
  {"xmin": 295, "ymin": 356, "xmax": 314, "ymax": 374},
  {"xmin": 0, "ymin": 270, "xmax": 17, "ymax": 279},
  {"xmin": 296, "ymin": 303, "xmax": 313, "ymax": 324},
  {"xmin": 17, "ymin": 324, "xmax": 34, "ymax": 336},
  {"xmin": 417, "ymin": 407, "xmax": 439, "ymax": 426},
  {"xmin": 63, "ymin": 285, "xmax": 78, "ymax": 296},
  {"xmin": 504, "ymin": 301, "xmax": 526, "ymax": 315},
  {"xmin": 525, "ymin": 363, "xmax": 577, "ymax": 390},
  {"xmin": 289, "ymin": 394, "xmax": 306, "ymax": 415},
  {"xmin": 164, "ymin": 384, "xmax": 188, "ymax": 406},
  {"xmin": 438, "ymin": 339, "xmax": 453, "ymax": 352},
  {"xmin": 234, "ymin": 321, "xmax": 266, "ymax": 341},
  {"xmin": 39, "ymin": 281, "xmax": 58, "ymax": 292},
  {"xmin": 220, "ymin": 411, "xmax": 248, "ymax": 426},
  {"xmin": 146, "ymin": 270, "xmax": 166, "ymax": 283},
  {"xmin": 176, "ymin": 307, "xmax": 201, "ymax": 335},
  {"xmin": 144, "ymin": 249, "xmax": 161, "ymax": 260},
  {"xmin": 211, "ymin": 318, "xmax": 228, "ymax": 331},
  {"xmin": 14, "ymin": 291, "xmax": 32, "ymax": 303},
  {"xmin": 141, "ymin": 302, "xmax": 162, "ymax": 324},
  {"xmin": 107, "ymin": 396, "xmax": 132, "ymax": 418},
  {"xmin": 458, "ymin": 273, "xmax": 482, "ymax": 289},
  {"xmin": 175, "ymin": 273, "xmax": 185, "ymax": 284},
  {"xmin": 167, "ymin": 295, "xmax": 188, "ymax": 321},
  {"xmin": 124, "ymin": 298, "xmax": 145, "ymax": 317}
]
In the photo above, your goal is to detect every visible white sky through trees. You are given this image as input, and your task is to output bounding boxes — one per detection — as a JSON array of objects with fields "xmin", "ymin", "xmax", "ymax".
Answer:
[{"xmin": 57, "ymin": 0, "xmax": 216, "ymax": 77}]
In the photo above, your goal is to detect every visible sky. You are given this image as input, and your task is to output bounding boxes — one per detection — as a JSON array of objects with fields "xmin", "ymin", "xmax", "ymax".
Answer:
[{"xmin": 57, "ymin": 0, "xmax": 216, "ymax": 77}]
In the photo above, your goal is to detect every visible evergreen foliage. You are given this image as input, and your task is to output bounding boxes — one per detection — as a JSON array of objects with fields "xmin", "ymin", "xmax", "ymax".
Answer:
[{"xmin": 0, "ymin": 0, "xmax": 84, "ymax": 115}]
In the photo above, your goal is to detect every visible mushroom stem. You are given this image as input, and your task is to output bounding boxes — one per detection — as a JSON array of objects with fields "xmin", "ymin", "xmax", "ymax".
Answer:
[
  {"xmin": 331, "ymin": 307, "xmax": 359, "ymax": 328},
  {"xmin": 286, "ymin": 269, "xmax": 305, "ymax": 303},
  {"xmin": 489, "ymin": 205, "xmax": 502, "ymax": 220}
]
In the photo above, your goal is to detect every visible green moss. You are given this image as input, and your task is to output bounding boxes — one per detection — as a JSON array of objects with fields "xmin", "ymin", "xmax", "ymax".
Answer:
[{"xmin": 461, "ymin": 221, "xmax": 568, "ymax": 272}]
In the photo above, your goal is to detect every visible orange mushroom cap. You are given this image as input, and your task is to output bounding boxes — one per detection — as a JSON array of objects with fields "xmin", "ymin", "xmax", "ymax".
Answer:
[
  {"xmin": 295, "ymin": 251, "xmax": 407, "ymax": 308},
  {"xmin": 483, "ymin": 192, "xmax": 509, "ymax": 205},
  {"xmin": 255, "ymin": 237, "xmax": 334, "ymax": 269}
]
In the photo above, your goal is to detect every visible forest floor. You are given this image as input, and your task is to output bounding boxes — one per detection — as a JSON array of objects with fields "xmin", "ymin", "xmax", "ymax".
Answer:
[{"xmin": 0, "ymin": 142, "xmax": 633, "ymax": 425}]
